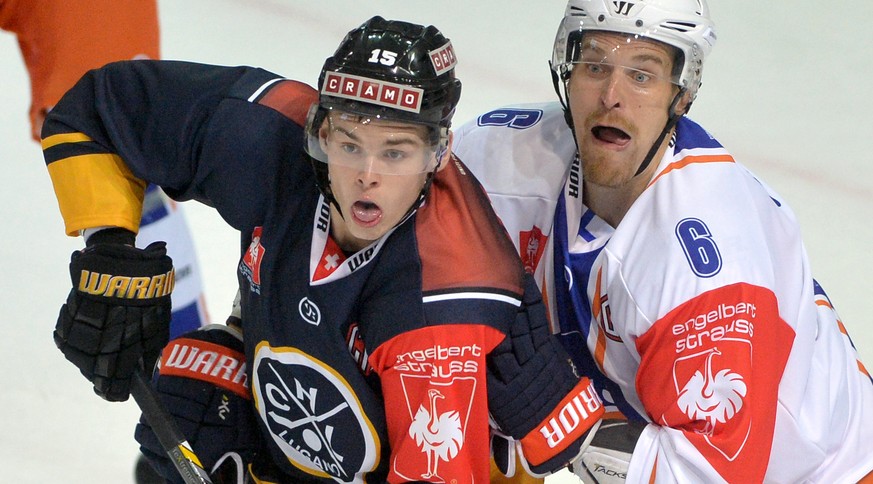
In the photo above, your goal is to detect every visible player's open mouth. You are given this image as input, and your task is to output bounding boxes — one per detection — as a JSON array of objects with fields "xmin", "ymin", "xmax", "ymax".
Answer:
[
  {"xmin": 592, "ymin": 126, "xmax": 631, "ymax": 147},
  {"xmin": 352, "ymin": 200, "xmax": 382, "ymax": 227}
]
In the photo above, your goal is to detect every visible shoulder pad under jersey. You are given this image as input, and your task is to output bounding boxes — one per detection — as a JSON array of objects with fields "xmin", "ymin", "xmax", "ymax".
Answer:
[{"xmin": 454, "ymin": 102, "xmax": 574, "ymax": 204}]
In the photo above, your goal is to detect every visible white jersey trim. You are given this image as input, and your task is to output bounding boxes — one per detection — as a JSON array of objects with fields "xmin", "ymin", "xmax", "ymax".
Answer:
[
  {"xmin": 422, "ymin": 292, "xmax": 522, "ymax": 306},
  {"xmin": 247, "ymin": 78, "xmax": 285, "ymax": 102}
]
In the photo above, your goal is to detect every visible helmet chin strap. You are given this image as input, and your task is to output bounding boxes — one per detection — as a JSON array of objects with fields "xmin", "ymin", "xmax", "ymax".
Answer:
[
  {"xmin": 633, "ymin": 88, "xmax": 686, "ymax": 177},
  {"xmin": 396, "ymin": 128, "xmax": 449, "ymax": 223},
  {"xmin": 550, "ymin": 65, "xmax": 577, "ymax": 139},
  {"xmin": 398, "ymin": 145, "xmax": 444, "ymax": 223}
]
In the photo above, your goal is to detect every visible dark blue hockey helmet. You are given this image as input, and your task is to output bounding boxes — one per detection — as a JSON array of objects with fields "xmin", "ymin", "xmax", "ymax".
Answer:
[
  {"xmin": 306, "ymin": 16, "xmax": 463, "ymax": 213},
  {"xmin": 316, "ymin": 15, "xmax": 461, "ymax": 130}
]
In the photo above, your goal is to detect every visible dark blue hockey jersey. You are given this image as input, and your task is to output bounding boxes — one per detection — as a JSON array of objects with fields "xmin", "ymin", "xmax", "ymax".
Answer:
[{"xmin": 42, "ymin": 60, "xmax": 527, "ymax": 482}]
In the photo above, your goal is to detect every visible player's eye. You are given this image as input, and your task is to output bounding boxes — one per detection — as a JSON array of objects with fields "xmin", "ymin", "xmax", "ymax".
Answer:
[
  {"xmin": 340, "ymin": 143, "xmax": 360, "ymax": 154},
  {"xmin": 584, "ymin": 62, "xmax": 610, "ymax": 78},
  {"xmin": 630, "ymin": 68, "xmax": 653, "ymax": 84},
  {"xmin": 383, "ymin": 149, "xmax": 407, "ymax": 161}
]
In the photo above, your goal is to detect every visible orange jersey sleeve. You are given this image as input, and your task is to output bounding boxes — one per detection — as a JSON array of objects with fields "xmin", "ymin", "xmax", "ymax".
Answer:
[{"xmin": 0, "ymin": 0, "xmax": 159, "ymax": 140}]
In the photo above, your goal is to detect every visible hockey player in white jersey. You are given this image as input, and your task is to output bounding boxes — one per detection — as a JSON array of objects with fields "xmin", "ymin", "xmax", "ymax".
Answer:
[{"xmin": 455, "ymin": 0, "xmax": 873, "ymax": 482}]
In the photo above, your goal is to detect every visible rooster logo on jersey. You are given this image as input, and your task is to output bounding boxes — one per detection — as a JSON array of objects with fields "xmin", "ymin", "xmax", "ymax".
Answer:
[
  {"xmin": 668, "ymin": 344, "xmax": 752, "ymax": 461},
  {"xmin": 408, "ymin": 389, "xmax": 464, "ymax": 480},
  {"xmin": 677, "ymin": 348, "xmax": 747, "ymax": 435},
  {"xmin": 394, "ymin": 377, "xmax": 475, "ymax": 481}
]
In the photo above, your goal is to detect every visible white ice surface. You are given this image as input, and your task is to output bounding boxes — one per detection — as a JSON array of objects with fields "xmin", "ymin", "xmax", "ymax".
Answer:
[{"xmin": 1, "ymin": 1, "xmax": 870, "ymax": 482}]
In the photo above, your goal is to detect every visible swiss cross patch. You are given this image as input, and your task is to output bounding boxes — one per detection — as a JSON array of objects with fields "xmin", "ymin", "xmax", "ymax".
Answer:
[
  {"xmin": 312, "ymin": 235, "xmax": 346, "ymax": 282},
  {"xmin": 240, "ymin": 226, "xmax": 265, "ymax": 291},
  {"xmin": 636, "ymin": 283, "xmax": 794, "ymax": 483},
  {"xmin": 519, "ymin": 226, "xmax": 547, "ymax": 274}
]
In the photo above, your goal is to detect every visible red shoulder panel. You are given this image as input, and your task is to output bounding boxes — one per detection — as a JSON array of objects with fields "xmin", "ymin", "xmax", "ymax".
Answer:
[
  {"xmin": 257, "ymin": 80, "xmax": 318, "ymax": 126},
  {"xmin": 415, "ymin": 156, "xmax": 523, "ymax": 295}
]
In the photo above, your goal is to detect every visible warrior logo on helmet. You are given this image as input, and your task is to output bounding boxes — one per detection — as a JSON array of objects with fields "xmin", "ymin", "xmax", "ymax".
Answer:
[{"xmin": 613, "ymin": 1, "xmax": 635, "ymax": 16}]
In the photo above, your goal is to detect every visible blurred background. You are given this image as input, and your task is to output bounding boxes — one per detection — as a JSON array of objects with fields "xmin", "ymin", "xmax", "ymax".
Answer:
[{"xmin": 1, "ymin": 1, "xmax": 870, "ymax": 481}]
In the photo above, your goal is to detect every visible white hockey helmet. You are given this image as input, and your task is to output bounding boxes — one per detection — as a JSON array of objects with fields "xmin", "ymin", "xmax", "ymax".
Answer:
[{"xmin": 551, "ymin": 0, "xmax": 717, "ymax": 104}]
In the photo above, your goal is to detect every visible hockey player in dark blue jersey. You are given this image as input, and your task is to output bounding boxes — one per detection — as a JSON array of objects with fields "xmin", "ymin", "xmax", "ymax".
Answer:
[{"xmin": 42, "ymin": 16, "xmax": 604, "ymax": 482}]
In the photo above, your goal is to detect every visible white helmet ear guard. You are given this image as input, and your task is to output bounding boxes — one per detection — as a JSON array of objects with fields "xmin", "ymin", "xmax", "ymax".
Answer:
[{"xmin": 552, "ymin": 0, "xmax": 716, "ymax": 105}]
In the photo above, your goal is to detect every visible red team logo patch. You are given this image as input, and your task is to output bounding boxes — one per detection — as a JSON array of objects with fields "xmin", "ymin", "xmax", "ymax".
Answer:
[
  {"xmin": 636, "ymin": 283, "xmax": 794, "ymax": 483},
  {"xmin": 669, "ymin": 343, "xmax": 751, "ymax": 459},
  {"xmin": 519, "ymin": 226, "xmax": 547, "ymax": 274},
  {"xmin": 241, "ymin": 226, "xmax": 265, "ymax": 291},
  {"xmin": 369, "ymin": 324, "xmax": 500, "ymax": 483}
]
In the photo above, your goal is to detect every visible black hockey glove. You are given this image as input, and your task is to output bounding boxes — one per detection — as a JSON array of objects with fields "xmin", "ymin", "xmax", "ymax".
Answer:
[
  {"xmin": 569, "ymin": 418, "xmax": 646, "ymax": 483},
  {"xmin": 54, "ymin": 229, "xmax": 173, "ymax": 402},
  {"xmin": 135, "ymin": 324, "xmax": 259, "ymax": 484},
  {"xmin": 487, "ymin": 274, "xmax": 605, "ymax": 477}
]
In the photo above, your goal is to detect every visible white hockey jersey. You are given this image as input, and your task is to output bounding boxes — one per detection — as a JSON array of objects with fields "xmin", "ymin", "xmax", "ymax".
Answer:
[{"xmin": 454, "ymin": 102, "xmax": 873, "ymax": 483}]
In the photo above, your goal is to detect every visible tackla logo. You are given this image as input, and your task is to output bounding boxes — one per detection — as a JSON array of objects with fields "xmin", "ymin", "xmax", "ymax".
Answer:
[
  {"xmin": 252, "ymin": 344, "xmax": 379, "ymax": 481},
  {"xmin": 298, "ymin": 297, "xmax": 321, "ymax": 326}
]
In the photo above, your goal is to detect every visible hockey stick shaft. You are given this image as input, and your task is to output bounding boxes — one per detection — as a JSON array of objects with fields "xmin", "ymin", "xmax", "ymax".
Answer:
[{"xmin": 130, "ymin": 370, "xmax": 214, "ymax": 484}]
